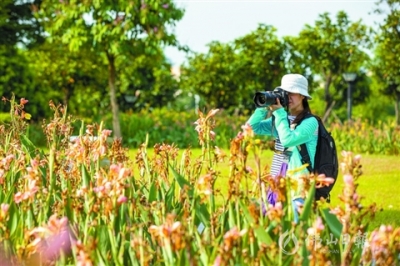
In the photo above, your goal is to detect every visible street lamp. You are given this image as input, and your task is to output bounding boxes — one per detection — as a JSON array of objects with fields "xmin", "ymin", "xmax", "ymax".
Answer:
[
  {"xmin": 124, "ymin": 95, "xmax": 136, "ymax": 103},
  {"xmin": 342, "ymin": 72, "xmax": 357, "ymax": 121},
  {"xmin": 124, "ymin": 90, "xmax": 140, "ymax": 103}
]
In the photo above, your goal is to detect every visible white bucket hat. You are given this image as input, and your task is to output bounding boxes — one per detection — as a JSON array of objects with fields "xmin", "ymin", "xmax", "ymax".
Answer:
[{"xmin": 279, "ymin": 74, "xmax": 312, "ymax": 100}]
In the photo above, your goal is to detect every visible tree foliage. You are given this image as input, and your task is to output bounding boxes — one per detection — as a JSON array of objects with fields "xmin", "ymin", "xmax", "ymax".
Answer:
[
  {"xmin": 26, "ymin": 42, "xmax": 109, "ymax": 120},
  {"xmin": 0, "ymin": 46, "xmax": 34, "ymax": 112},
  {"xmin": 372, "ymin": 0, "xmax": 400, "ymax": 124},
  {"xmin": 232, "ymin": 25, "xmax": 286, "ymax": 92},
  {"xmin": 181, "ymin": 25, "xmax": 287, "ymax": 111},
  {"xmin": 38, "ymin": 0, "xmax": 185, "ymax": 138},
  {"xmin": 1, "ymin": 1, "xmax": 400, "ymax": 127},
  {"xmin": 118, "ymin": 49, "xmax": 179, "ymax": 111},
  {"xmin": 180, "ymin": 42, "xmax": 242, "ymax": 110},
  {"xmin": 284, "ymin": 11, "xmax": 372, "ymax": 117},
  {"xmin": 0, "ymin": 0, "xmax": 44, "ymax": 47},
  {"xmin": 0, "ymin": 0, "xmax": 45, "ymax": 114}
]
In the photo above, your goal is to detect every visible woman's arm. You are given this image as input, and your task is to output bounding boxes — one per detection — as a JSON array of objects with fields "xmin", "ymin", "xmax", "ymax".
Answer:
[
  {"xmin": 246, "ymin": 108, "xmax": 274, "ymax": 136},
  {"xmin": 272, "ymin": 108, "xmax": 318, "ymax": 147}
]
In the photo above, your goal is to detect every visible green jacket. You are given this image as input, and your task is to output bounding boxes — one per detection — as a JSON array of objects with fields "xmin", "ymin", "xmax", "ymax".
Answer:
[{"xmin": 247, "ymin": 107, "xmax": 318, "ymax": 196}]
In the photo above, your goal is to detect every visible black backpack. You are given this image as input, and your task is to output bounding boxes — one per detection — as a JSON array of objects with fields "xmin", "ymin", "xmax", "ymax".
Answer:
[{"xmin": 297, "ymin": 113, "xmax": 338, "ymax": 202}]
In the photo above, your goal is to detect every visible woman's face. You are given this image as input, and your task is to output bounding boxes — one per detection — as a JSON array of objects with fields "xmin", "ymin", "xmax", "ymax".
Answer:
[{"xmin": 287, "ymin": 92, "xmax": 305, "ymax": 113}]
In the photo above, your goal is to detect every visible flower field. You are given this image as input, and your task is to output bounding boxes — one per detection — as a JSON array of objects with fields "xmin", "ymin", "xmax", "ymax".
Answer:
[{"xmin": 0, "ymin": 97, "xmax": 399, "ymax": 265}]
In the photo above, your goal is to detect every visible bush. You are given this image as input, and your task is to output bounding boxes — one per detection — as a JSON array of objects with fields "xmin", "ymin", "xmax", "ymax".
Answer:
[
  {"xmin": 103, "ymin": 108, "xmax": 250, "ymax": 149},
  {"xmin": 0, "ymin": 112, "xmax": 11, "ymax": 123},
  {"xmin": 10, "ymin": 104, "xmax": 400, "ymax": 156},
  {"xmin": 115, "ymin": 108, "xmax": 400, "ymax": 155},
  {"xmin": 331, "ymin": 119, "xmax": 400, "ymax": 155}
]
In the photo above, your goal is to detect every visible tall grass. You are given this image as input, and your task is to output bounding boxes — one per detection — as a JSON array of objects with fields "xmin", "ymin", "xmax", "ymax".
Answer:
[{"xmin": 332, "ymin": 119, "xmax": 400, "ymax": 155}]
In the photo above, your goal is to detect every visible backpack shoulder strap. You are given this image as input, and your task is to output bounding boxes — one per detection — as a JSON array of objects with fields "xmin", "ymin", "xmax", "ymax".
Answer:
[{"xmin": 296, "ymin": 113, "xmax": 316, "ymax": 173}]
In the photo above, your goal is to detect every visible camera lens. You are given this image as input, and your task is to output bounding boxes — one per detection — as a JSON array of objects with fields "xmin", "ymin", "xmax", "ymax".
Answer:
[
  {"xmin": 253, "ymin": 92, "xmax": 277, "ymax": 107},
  {"xmin": 257, "ymin": 95, "xmax": 266, "ymax": 105}
]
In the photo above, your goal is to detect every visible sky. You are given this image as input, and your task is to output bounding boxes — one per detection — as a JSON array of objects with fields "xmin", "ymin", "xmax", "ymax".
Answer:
[{"xmin": 164, "ymin": 0, "xmax": 385, "ymax": 68}]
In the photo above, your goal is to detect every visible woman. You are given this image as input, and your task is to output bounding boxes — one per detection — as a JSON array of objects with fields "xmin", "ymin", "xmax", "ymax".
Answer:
[{"xmin": 247, "ymin": 73, "xmax": 318, "ymax": 222}]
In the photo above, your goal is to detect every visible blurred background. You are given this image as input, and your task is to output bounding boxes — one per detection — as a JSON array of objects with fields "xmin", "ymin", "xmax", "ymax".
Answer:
[{"xmin": 1, "ymin": 0, "xmax": 399, "ymax": 149}]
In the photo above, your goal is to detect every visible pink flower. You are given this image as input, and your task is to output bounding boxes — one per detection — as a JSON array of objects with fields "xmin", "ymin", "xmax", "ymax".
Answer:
[
  {"xmin": 241, "ymin": 123, "xmax": 254, "ymax": 138},
  {"xmin": 93, "ymin": 185, "xmax": 105, "ymax": 193},
  {"xmin": 20, "ymin": 98, "xmax": 29, "ymax": 105},
  {"xmin": 102, "ymin": 129, "xmax": 112, "ymax": 138},
  {"xmin": 245, "ymin": 166, "xmax": 253, "ymax": 174},
  {"xmin": 330, "ymin": 206, "xmax": 345, "ymax": 221},
  {"xmin": 14, "ymin": 192, "xmax": 25, "ymax": 203},
  {"xmin": 205, "ymin": 109, "xmax": 219, "ymax": 119},
  {"xmin": 343, "ymin": 174, "xmax": 354, "ymax": 186},
  {"xmin": 1, "ymin": 203, "xmax": 9, "ymax": 214},
  {"xmin": 196, "ymin": 173, "xmax": 213, "ymax": 196},
  {"xmin": 0, "ymin": 203, "xmax": 9, "ymax": 220},
  {"xmin": 214, "ymin": 146, "xmax": 227, "ymax": 162},
  {"xmin": 315, "ymin": 174, "xmax": 335, "ymax": 188},
  {"xmin": 27, "ymin": 215, "xmax": 72, "ymax": 264},
  {"xmin": 307, "ymin": 217, "xmax": 325, "ymax": 236},
  {"xmin": 213, "ymin": 255, "xmax": 222, "ymax": 266},
  {"xmin": 354, "ymin": 154, "xmax": 362, "ymax": 164},
  {"xmin": 117, "ymin": 195, "xmax": 127, "ymax": 204},
  {"xmin": 222, "ymin": 227, "xmax": 247, "ymax": 251},
  {"xmin": 341, "ymin": 150, "xmax": 352, "ymax": 157}
]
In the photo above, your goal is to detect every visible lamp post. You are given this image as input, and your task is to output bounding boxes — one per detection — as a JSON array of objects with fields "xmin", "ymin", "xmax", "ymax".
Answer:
[
  {"xmin": 124, "ymin": 90, "xmax": 140, "ymax": 104},
  {"xmin": 124, "ymin": 95, "xmax": 136, "ymax": 103},
  {"xmin": 342, "ymin": 72, "xmax": 357, "ymax": 121}
]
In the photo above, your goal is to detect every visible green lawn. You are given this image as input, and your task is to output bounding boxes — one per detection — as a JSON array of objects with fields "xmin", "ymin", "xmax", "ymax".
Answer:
[
  {"xmin": 330, "ymin": 153, "xmax": 400, "ymax": 229},
  {"xmin": 129, "ymin": 147, "xmax": 400, "ymax": 230}
]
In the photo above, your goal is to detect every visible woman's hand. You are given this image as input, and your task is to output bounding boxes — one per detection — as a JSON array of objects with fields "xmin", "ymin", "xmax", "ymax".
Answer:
[{"xmin": 269, "ymin": 98, "xmax": 283, "ymax": 112}]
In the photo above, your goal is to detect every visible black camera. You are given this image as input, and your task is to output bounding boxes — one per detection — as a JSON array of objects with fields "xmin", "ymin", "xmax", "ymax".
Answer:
[{"xmin": 253, "ymin": 87, "xmax": 289, "ymax": 108}]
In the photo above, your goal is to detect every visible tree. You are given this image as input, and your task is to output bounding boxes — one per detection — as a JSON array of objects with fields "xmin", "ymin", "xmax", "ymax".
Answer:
[
  {"xmin": 0, "ymin": 0, "xmax": 44, "ymax": 47},
  {"xmin": 38, "ymin": 0, "xmax": 184, "ymax": 138},
  {"xmin": 233, "ymin": 24, "xmax": 287, "ymax": 93},
  {"xmin": 26, "ymin": 41, "xmax": 109, "ymax": 120},
  {"xmin": 0, "ymin": 0, "xmax": 45, "ymax": 112},
  {"xmin": 372, "ymin": 0, "xmax": 400, "ymax": 125},
  {"xmin": 180, "ymin": 25, "xmax": 287, "ymax": 112},
  {"xmin": 0, "ymin": 46, "xmax": 35, "ymax": 111},
  {"xmin": 118, "ymin": 49, "xmax": 179, "ymax": 112},
  {"xmin": 284, "ymin": 11, "xmax": 371, "ymax": 118},
  {"xmin": 180, "ymin": 42, "xmax": 242, "ymax": 111}
]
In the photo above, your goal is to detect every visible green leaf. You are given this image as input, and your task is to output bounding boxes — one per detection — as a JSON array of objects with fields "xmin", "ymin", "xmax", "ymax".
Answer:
[
  {"xmin": 282, "ymin": 254, "xmax": 295, "ymax": 266},
  {"xmin": 96, "ymin": 246, "xmax": 107, "ymax": 265},
  {"xmin": 195, "ymin": 203, "xmax": 210, "ymax": 227},
  {"xmin": 148, "ymin": 181, "xmax": 157, "ymax": 202},
  {"xmin": 299, "ymin": 181, "xmax": 316, "ymax": 222},
  {"xmin": 81, "ymin": 164, "xmax": 90, "ymax": 189},
  {"xmin": 301, "ymin": 244, "xmax": 310, "ymax": 266},
  {"xmin": 196, "ymin": 232, "xmax": 209, "ymax": 264},
  {"xmin": 254, "ymin": 226, "xmax": 273, "ymax": 245},
  {"xmin": 114, "ymin": 204, "xmax": 124, "ymax": 236},
  {"xmin": 165, "ymin": 180, "xmax": 176, "ymax": 210},
  {"xmin": 20, "ymin": 134, "xmax": 36, "ymax": 158},
  {"xmin": 169, "ymin": 164, "xmax": 193, "ymax": 197},
  {"xmin": 239, "ymin": 200, "xmax": 254, "ymax": 225},
  {"xmin": 320, "ymin": 208, "xmax": 343, "ymax": 239},
  {"xmin": 97, "ymin": 226, "xmax": 111, "ymax": 258},
  {"xmin": 64, "ymin": 178, "xmax": 74, "ymax": 222},
  {"xmin": 228, "ymin": 203, "xmax": 236, "ymax": 228},
  {"xmin": 8, "ymin": 204, "xmax": 19, "ymax": 237}
]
